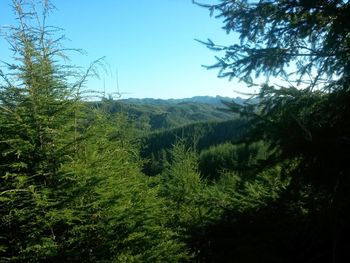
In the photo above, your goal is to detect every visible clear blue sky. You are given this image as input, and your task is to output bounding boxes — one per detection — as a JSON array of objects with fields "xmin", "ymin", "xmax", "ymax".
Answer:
[{"xmin": 0, "ymin": 0, "xmax": 252, "ymax": 99}]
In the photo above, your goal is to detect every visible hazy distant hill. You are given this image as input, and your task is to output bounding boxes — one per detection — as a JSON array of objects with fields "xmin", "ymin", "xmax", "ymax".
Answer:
[
  {"xmin": 121, "ymin": 95, "xmax": 245, "ymax": 106},
  {"xmin": 92, "ymin": 96, "xmax": 245, "ymax": 131}
]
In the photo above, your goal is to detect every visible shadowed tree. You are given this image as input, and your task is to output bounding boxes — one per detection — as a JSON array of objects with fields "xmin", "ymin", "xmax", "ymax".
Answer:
[{"xmin": 195, "ymin": 0, "xmax": 350, "ymax": 262}]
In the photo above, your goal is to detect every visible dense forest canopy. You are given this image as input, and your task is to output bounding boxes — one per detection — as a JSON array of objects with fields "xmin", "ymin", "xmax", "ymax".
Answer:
[{"xmin": 1, "ymin": 0, "xmax": 350, "ymax": 262}]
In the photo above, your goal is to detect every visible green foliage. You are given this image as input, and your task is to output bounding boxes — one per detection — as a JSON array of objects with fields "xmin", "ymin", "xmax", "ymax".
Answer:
[
  {"xmin": 211, "ymin": 164, "xmax": 289, "ymax": 212},
  {"xmin": 59, "ymin": 112, "xmax": 188, "ymax": 262},
  {"xmin": 157, "ymin": 143, "xmax": 208, "ymax": 259},
  {"xmin": 196, "ymin": 0, "xmax": 350, "ymax": 261},
  {"xmin": 0, "ymin": 1, "xmax": 188, "ymax": 262},
  {"xmin": 197, "ymin": 0, "xmax": 350, "ymax": 203},
  {"xmin": 195, "ymin": 0, "xmax": 350, "ymax": 87},
  {"xmin": 232, "ymin": 85, "xmax": 350, "ymax": 190},
  {"xmin": 0, "ymin": 1, "xmax": 79, "ymax": 260},
  {"xmin": 4, "ymin": 0, "xmax": 349, "ymax": 262},
  {"xmin": 158, "ymin": 142, "xmax": 295, "ymax": 262},
  {"xmin": 195, "ymin": 161, "xmax": 336, "ymax": 262},
  {"xmin": 199, "ymin": 141, "xmax": 270, "ymax": 180},
  {"xmin": 141, "ymin": 119, "xmax": 247, "ymax": 175},
  {"xmin": 159, "ymin": 143, "xmax": 202, "ymax": 209},
  {"xmin": 91, "ymin": 98, "xmax": 235, "ymax": 132}
]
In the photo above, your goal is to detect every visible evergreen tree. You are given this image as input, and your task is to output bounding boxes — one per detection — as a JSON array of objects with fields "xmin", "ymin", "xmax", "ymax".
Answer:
[
  {"xmin": 195, "ymin": 0, "xmax": 350, "ymax": 88},
  {"xmin": 0, "ymin": 1, "xmax": 81, "ymax": 260},
  {"xmin": 197, "ymin": 0, "xmax": 350, "ymax": 261},
  {"xmin": 1, "ymin": 1, "xmax": 188, "ymax": 262},
  {"xmin": 59, "ymin": 111, "xmax": 188, "ymax": 262}
]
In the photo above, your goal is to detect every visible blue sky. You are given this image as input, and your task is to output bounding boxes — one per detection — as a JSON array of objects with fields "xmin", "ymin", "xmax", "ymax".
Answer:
[{"xmin": 0, "ymin": 0, "xmax": 252, "ymax": 99}]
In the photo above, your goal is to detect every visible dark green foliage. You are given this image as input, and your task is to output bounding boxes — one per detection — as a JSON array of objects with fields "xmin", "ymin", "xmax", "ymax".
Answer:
[
  {"xmin": 157, "ymin": 142, "xmax": 330, "ymax": 262},
  {"xmin": 141, "ymin": 119, "xmax": 247, "ymax": 175},
  {"xmin": 199, "ymin": 141, "xmax": 270, "ymax": 180},
  {"xmin": 197, "ymin": 0, "xmax": 350, "ymax": 198},
  {"xmin": 222, "ymin": 85, "xmax": 350, "ymax": 262},
  {"xmin": 158, "ymin": 143, "xmax": 297, "ymax": 262},
  {"xmin": 232, "ymin": 85, "xmax": 350, "ymax": 191},
  {"xmin": 195, "ymin": 0, "xmax": 350, "ymax": 261},
  {"xmin": 195, "ymin": 0, "xmax": 350, "ymax": 86}
]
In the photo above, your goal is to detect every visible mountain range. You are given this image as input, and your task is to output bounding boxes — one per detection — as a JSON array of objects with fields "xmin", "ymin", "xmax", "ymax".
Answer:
[{"xmin": 120, "ymin": 95, "xmax": 245, "ymax": 106}]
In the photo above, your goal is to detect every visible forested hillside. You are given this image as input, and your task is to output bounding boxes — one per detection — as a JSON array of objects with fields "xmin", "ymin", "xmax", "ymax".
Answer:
[
  {"xmin": 90, "ymin": 96, "xmax": 237, "ymax": 131},
  {"xmin": 1, "ymin": 0, "xmax": 350, "ymax": 262},
  {"xmin": 140, "ymin": 119, "xmax": 246, "ymax": 175}
]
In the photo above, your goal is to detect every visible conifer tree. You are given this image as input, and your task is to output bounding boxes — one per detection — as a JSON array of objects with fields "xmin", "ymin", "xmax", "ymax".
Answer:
[
  {"xmin": 197, "ymin": 0, "xmax": 350, "ymax": 261},
  {"xmin": 1, "ymin": 1, "xmax": 189, "ymax": 261},
  {"xmin": 0, "ymin": 1, "xmax": 81, "ymax": 260},
  {"xmin": 59, "ymin": 111, "xmax": 188, "ymax": 262}
]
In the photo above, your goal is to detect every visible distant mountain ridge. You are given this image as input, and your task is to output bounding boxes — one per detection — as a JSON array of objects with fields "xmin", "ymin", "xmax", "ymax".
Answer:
[
  {"xmin": 121, "ymin": 95, "xmax": 245, "ymax": 106},
  {"xmin": 90, "ymin": 96, "xmax": 248, "ymax": 131}
]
